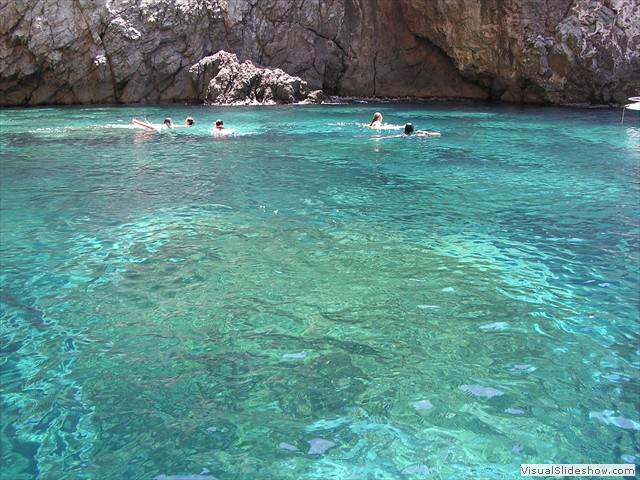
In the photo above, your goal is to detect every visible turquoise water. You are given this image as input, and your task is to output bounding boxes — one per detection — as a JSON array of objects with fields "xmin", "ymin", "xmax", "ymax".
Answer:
[{"xmin": 0, "ymin": 103, "xmax": 638, "ymax": 479}]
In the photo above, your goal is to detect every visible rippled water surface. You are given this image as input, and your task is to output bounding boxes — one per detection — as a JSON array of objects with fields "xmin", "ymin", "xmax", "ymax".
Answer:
[{"xmin": 1, "ymin": 103, "xmax": 639, "ymax": 479}]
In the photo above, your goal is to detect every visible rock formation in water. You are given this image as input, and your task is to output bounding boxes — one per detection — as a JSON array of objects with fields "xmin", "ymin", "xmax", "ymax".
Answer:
[
  {"xmin": 190, "ymin": 51, "xmax": 323, "ymax": 105},
  {"xmin": 1, "ymin": 0, "xmax": 638, "ymax": 106}
]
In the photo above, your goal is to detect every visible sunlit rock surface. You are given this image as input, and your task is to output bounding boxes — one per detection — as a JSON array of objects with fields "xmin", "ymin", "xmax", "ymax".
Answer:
[
  {"xmin": 189, "ymin": 51, "xmax": 322, "ymax": 104},
  {"xmin": 1, "ymin": 0, "xmax": 638, "ymax": 105}
]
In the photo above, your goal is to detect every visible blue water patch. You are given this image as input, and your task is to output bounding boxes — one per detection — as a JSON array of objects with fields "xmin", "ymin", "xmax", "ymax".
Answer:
[{"xmin": 1, "ymin": 103, "xmax": 638, "ymax": 479}]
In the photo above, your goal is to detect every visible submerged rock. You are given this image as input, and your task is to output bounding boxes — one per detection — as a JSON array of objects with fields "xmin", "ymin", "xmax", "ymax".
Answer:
[
  {"xmin": 278, "ymin": 442, "xmax": 299, "ymax": 452},
  {"xmin": 307, "ymin": 438, "xmax": 337, "ymax": 455},
  {"xmin": 281, "ymin": 351, "xmax": 307, "ymax": 359},
  {"xmin": 479, "ymin": 322, "xmax": 508, "ymax": 331},
  {"xmin": 154, "ymin": 475, "xmax": 218, "ymax": 480},
  {"xmin": 590, "ymin": 410, "xmax": 640, "ymax": 430},
  {"xmin": 402, "ymin": 465, "xmax": 435, "ymax": 475},
  {"xmin": 505, "ymin": 408, "xmax": 525, "ymax": 415},
  {"xmin": 459, "ymin": 384, "xmax": 505, "ymax": 398},
  {"xmin": 411, "ymin": 399, "xmax": 433, "ymax": 410}
]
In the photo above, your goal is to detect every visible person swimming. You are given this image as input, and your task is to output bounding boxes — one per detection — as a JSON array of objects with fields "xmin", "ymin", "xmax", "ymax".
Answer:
[
  {"xmin": 369, "ymin": 112, "xmax": 383, "ymax": 128},
  {"xmin": 402, "ymin": 123, "xmax": 441, "ymax": 136},
  {"xmin": 385, "ymin": 123, "xmax": 441, "ymax": 138},
  {"xmin": 163, "ymin": 117, "xmax": 173, "ymax": 129},
  {"xmin": 185, "ymin": 117, "xmax": 195, "ymax": 126},
  {"xmin": 212, "ymin": 119, "xmax": 235, "ymax": 137}
]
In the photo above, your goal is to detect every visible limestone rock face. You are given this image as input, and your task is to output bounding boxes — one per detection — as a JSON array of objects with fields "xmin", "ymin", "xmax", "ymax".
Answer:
[
  {"xmin": 401, "ymin": 0, "xmax": 640, "ymax": 105},
  {"xmin": 1, "ymin": 0, "xmax": 638, "ymax": 106}
]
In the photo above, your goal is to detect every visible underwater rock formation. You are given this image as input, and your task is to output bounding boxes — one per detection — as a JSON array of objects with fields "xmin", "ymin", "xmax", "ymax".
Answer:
[{"xmin": 0, "ymin": 0, "xmax": 638, "ymax": 106}]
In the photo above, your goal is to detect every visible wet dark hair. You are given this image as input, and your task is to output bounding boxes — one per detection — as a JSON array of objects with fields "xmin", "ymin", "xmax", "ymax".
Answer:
[
  {"xmin": 404, "ymin": 123, "xmax": 414, "ymax": 135},
  {"xmin": 186, "ymin": 117, "xmax": 194, "ymax": 126},
  {"xmin": 215, "ymin": 119, "xmax": 223, "ymax": 128},
  {"xmin": 164, "ymin": 117, "xmax": 172, "ymax": 124}
]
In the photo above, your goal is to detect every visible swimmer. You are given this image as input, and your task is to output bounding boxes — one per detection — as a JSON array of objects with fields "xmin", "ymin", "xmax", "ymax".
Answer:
[
  {"xmin": 185, "ymin": 116, "xmax": 195, "ymax": 126},
  {"xmin": 415, "ymin": 128, "xmax": 441, "ymax": 137},
  {"xmin": 212, "ymin": 119, "xmax": 235, "ymax": 137},
  {"xmin": 163, "ymin": 117, "xmax": 173, "ymax": 129},
  {"xmin": 382, "ymin": 123, "xmax": 440, "ymax": 138},
  {"xmin": 388, "ymin": 123, "xmax": 441, "ymax": 137},
  {"xmin": 369, "ymin": 112, "xmax": 383, "ymax": 128}
]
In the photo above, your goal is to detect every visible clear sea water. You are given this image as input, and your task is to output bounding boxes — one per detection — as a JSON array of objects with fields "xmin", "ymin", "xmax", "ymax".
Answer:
[{"xmin": 0, "ymin": 103, "xmax": 638, "ymax": 480}]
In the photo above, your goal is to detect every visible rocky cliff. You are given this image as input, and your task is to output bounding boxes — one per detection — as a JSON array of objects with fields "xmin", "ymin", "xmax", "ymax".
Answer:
[{"xmin": 1, "ymin": 0, "xmax": 638, "ymax": 106}]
